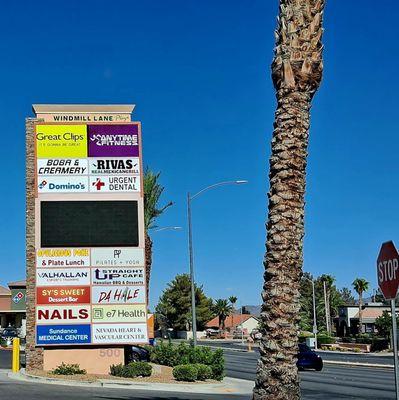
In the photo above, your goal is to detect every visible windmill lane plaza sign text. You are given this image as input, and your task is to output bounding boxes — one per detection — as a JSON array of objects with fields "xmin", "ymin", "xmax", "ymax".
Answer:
[
  {"xmin": 33, "ymin": 119, "xmax": 147, "ymax": 346},
  {"xmin": 377, "ymin": 241, "xmax": 399, "ymax": 300}
]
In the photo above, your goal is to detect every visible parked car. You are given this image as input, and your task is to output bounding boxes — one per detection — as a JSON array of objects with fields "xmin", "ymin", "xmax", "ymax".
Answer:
[
  {"xmin": 297, "ymin": 343, "xmax": 323, "ymax": 371},
  {"xmin": 124, "ymin": 345, "xmax": 150, "ymax": 364},
  {"xmin": 205, "ymin": 328, "xmax": 220, "ymax": 339},
  {"xmin": 250, "ymin": 329, "xmax": 262, "ymax": 341},
  {"xmin": 1, "ymin": 328, "xmax": 18, "ymax": 346}
]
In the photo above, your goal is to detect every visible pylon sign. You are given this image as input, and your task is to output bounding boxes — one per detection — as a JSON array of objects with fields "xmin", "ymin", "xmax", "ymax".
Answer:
[
  {"xmin": 34, "ymin": 122, "xmax": 147, "ymax": 346},
  {"xmin": 377, "ymin": 241, "xmax": 399, "ymax": 300}
]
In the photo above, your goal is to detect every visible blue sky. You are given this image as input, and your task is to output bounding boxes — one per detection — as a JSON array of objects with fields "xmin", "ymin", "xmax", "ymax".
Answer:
[{"xmin": 0, "ymin": 1, "xmax": 398, "ymax": 308}]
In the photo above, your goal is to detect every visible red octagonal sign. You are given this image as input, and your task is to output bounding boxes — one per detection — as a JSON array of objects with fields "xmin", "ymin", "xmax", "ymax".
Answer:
[{"xmin": 377, "ymin": 241, "xmax": 399, "ymax": 300}]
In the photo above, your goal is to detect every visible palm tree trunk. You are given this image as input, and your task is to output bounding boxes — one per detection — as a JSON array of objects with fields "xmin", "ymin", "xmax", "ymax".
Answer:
[
  {"xmin": 254, "ymin": 2, "xmax": 324, "ymax": 399},
  {"xmin": 145, "ymin": 231, "xmax": 153, "ymax": 301}
]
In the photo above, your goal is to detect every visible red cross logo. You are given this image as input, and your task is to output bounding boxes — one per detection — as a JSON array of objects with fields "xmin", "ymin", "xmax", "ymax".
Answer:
[{"xmin": 93, "ymin": 178, "xmax": 105, "ymax": 191}]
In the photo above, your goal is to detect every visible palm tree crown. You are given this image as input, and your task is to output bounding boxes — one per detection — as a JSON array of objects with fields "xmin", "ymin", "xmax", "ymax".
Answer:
[
  {"xmin": 144, "ymin": 168, "xmax": 173, "ymax": 231},
  {"xmin": 213, "ymin": 299, "xmax": 233, "ymax": 330},
  {"xmin": 352, "ymin": 278, "xmax": 370, "ymax": 296}
]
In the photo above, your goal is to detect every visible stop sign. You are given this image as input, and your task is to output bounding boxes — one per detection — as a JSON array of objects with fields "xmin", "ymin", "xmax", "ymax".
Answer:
[{"xmin": 377, "ymin": 241, "xmax": 399, "ymax": 300}]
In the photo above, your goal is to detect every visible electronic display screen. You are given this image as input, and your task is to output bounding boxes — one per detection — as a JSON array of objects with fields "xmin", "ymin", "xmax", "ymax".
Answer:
[{"xmin": 41, "ymin": 201, "xmax": 139, "ymax": 247}]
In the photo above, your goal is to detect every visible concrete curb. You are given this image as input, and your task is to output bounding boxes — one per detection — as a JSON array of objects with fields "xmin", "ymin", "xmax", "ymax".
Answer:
[
  {"xmin": 323, "ymin": 360, "xmax": 394, "ymax": 369},
  {"xmin": 7, "ymin": 369, "xmax": 254, "ymax": 395}
]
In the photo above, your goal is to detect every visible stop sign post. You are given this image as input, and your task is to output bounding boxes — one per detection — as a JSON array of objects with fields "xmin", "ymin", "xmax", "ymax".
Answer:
[{"xmin": 377, "ymin": 241, "xmax": 399, "ymax": 400}]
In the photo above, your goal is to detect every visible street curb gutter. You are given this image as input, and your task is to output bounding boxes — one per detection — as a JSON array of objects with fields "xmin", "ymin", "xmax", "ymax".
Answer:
[
  {"xmin": 203, "ymin": 345, "xmax": 395, "ymax": 369},
  {"xmin": 7, "ymin": 370, "xmax": 254, "ymax": 395},
  {"xmin": 323, "ymin": 360, "xmax": 394, "ymax": 369}
]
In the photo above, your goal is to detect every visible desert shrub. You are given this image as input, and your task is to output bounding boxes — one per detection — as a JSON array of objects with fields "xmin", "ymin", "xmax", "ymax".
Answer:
[
  {"xmin": 317, "ymin": 335, "xmax": 335, "ymax": 347},
  {"xmin": 173, "ymin": 364, "xmax": 198, "ymax": 382},
  {"xmin": 110, "ymin": 363, "xmax": 125, "ymax": 376},
  {"xmin": 150, "ymin": 342, "xmax": 225, "ymax": 380},
  {"xmin": 110, "ymin": 362, "xmax": 152, "ymax": 378},
  {"xmin": 210, "ymin": 349, "xmax": 225, "ymax": 381},
  {"xmin": 52, "ymin": 363, "xmax": 86, "ymax": 375},
  {"xmin": 194, "ymin": 363, "xmax": 212, "ymax": 381},
  {"xmin": 371, "ymin": 337, "xmax": 389, "ymax": 352},
  {"xmin": 150, "ymin": 342, "xmax": 180, "ymax": 366},
  {"xmin": 123, "ymin": 362, "xmax": 152, "ymax": 378}
]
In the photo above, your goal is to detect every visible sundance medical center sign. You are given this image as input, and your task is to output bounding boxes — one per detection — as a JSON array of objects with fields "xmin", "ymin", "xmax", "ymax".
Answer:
[{"xmin": 31, "ymin": 105, "xmax": 148, "ymax": 347}]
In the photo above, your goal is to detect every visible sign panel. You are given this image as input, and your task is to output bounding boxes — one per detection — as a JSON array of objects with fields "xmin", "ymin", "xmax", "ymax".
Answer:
[
  {"xmin": 36, "ymin": 324, "xmax": 91, "ymax": 345},
  {"xmin": 92, "ymin": 323, "xmax": 147, "ymax": 344},
  {"xmin": 88, "ymin": 124, "xmax": 139, "ymax": 157},
  {"xmin": 91, "ymin": 286, "xmax": 145, "ymax": 304},
  {"xmin": 38, "ymin": 176, "xmax": 88, "ymax": 193},
  {"xmin": 37, "ymin": 248, "xmax": 90, "ymax": 268},
  {"xmin": 36, "ymin": 268, "xmax": 91, "ymax": 286},
  {"xmin": 377, "ymin": 241, "xmax": 399, "ymax": 300},
  {"xmin": 37, "ymin": 114, "xmax": 131, "ymax": 123},
  {"xmin": 33, "ymin": 119, "xmax": 146, "ymax": 347},
  {"xmin": 36, "ymin": 125, "xmax": 87, "ymax": 158},
  {"xmin": 91, "ymin": 248, "xmax": 144, "ymax": 267},
  {"xmin": 36, "ymin": 305, "xmax": 91, "ymax": 324},
  {"xmin": 37, "ymin": 286, "xmax": 91, "ymax": 305},
  {"xmin": 89, "ymin": 176, "xmax": 140, "ymax": 193},
  {"xmin": 91, "ymin": 304, "xmax": 146, "ymax": 323},
  {"xmin": 89, "ymin": 158, "xmax": 140, "ymax": 175},
  {"xmin": 91, "ymin": 268, "xmax": 145, "ymax": 286},
  {"xmin": 37, "ymin": 159, "xmax": 88, "ymax": 175}
]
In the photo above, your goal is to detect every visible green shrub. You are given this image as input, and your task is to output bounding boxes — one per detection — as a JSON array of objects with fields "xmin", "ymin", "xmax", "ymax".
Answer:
[
  {"xmin": 317, "ymin": 335, "xmax": 335, "ymax": 347},
  {"xmin": 110, "ymin": 363, "xmax": 125, "ymax": 376},
  {"xmin": 173, "ymin": 364, "xmax": 198, "ymax": 382},
  {"xmin": 371, "ymin": 337, "xmax": 389, "ymax": 352},
  {"xmin": 194, "ymin": 363, "xmax": 212, "ymax": 381},
  {"xmin": 123, "ymin": 362, "xmax": 152, "ymax": 378},
  {"xmin": 110, "ymin": 362, "xmax": 152, "ymax": 378},
  {"xmin": 210, "ymin": 349, "xmax": 225, "ymax": 381},
  {"xmin": 52, "ymin": 363, "xmax": 86, "ymax": 375},
  {"xmin": 150, "ymin": 342, "xmax": 180, "ymax": 366},
  {"xmin": 150, "ymin": 342, "xmax": 225, "ymax": 380}
]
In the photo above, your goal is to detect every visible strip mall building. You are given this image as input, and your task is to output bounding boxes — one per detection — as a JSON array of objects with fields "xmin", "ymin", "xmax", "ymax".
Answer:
[{"xmin": 0, "ymin": 280, "xmax": 26, "ymax": 333}]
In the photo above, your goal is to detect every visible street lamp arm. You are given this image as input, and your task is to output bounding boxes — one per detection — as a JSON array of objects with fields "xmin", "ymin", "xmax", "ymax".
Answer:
[{"xmin": 190, "ymin": 180, "xmax": 248, "ymax": 201}]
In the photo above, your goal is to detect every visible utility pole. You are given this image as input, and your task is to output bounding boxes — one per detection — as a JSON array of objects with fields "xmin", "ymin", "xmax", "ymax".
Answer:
[
  {"xmin": 312, "ymin": 279, "xmax": 318, "ymax": 349},
  {"xmin": 323, "ymin": 280, "xmax": 330, "ymax": 334}
]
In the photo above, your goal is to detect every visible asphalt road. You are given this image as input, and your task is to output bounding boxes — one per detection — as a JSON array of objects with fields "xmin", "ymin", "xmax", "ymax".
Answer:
[
  {"xmin": 200, "ymin": 340, "xmax": 395, "ymax": 366},
  {"xmin": 224, "ymin": 349, "xmax": 396, "ymax": 399},
  {"xmin": 1, "ymin": 348, "xmax": 396, "ymax": 399}
]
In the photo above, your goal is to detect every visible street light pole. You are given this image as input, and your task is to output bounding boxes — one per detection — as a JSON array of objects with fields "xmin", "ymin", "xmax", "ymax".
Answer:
[
  {"xmin": 311, "ymin": 279, "xmax": 318, "ymax": 349},
  {"xmin": 187, "ymin": 192, "xmax": 197, "ymax": 346},
  {"xmin": 187, "ymin": 180, "xmax": 247, "ymax": 347}
]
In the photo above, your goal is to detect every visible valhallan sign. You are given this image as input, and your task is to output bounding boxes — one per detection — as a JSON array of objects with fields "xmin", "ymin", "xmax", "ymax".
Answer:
[
  {"xmin": 92, "ymin": 323, "xmax": 147, "ymax": 344},
  {"xmin": 37, "ymin": 159, "xmax": 88, "ymax": 175},
  {"xmin": 37, "ymin": 248, "xmax": 90, "ymax": 268},
  {"xmin": 91, "ymin": 248, "xmax": 145, "ymax": 267},
  {"xmin": 89, "ymin": 176, "xmax": 140, "ymax": 192},
  {"xmin": 89, "ymin": 158, "xmax": 140, "ymax": 175},
  {"xmin": 36, "ymin": 268, "xmax": 91, "ymax": 286}
]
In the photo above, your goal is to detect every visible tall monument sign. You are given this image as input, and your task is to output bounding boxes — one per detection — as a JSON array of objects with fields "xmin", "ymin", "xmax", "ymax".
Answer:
[{"xmin": 26, "ymin": 105, "xmax": 147, "ymax": 373}]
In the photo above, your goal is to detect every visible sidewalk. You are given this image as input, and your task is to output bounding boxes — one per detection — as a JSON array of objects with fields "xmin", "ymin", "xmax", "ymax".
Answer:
[{"xmin": 8, "ymin": 369, "xmax": 254, "ymax": 395}]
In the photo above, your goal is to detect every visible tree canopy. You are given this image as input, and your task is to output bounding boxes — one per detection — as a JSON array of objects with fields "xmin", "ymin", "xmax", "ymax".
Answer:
[{"xmin": 155, "ymin": 274, "xmax": 214, "ymax": 331}]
